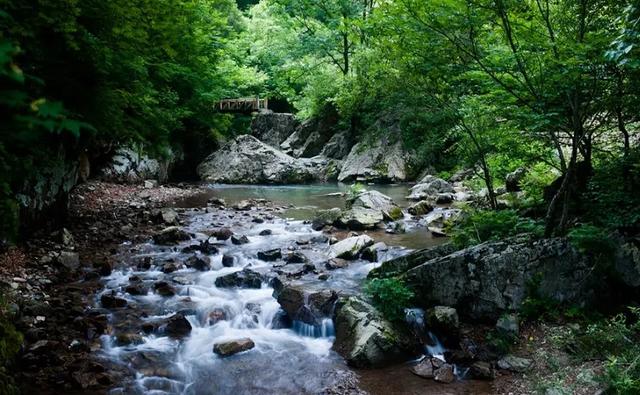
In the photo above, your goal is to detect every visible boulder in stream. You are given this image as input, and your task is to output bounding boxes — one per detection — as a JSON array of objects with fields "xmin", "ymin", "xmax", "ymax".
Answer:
[
  {"xmin": 338, "ymin": 140, "xmax": 409, "ymax": 183},
  {"xmin": 153, "ymin": 227, "xmax": 191, "ymax": 245},
  {"xmin": 338, "ymin": 206, "xmax": 383, "ymax": 230},
  {"xmin": 407, "ymin": 176, "xmax": 455, "ymax": 201},
  {"xmin": 215, "ymin": 268, "xmax": 264, "ymax": 288},
  {"xmin": 333, "ymin": 297, "xmax": 420, "ymax": 367},
  {"xmin": 329, "ymin": 235, "xmax": 374, "ymax": 260},
  {"xmin": 213, "ymin": 338, "xmax": 255, "ymax": 357},
  {"xmin": 274, "ymin": 284, "xmax": 338, "ymax": 325},
  {"xmin": 185, "ymin": 255, "xmax": 210, "ymax": 271},
  {"xmin": 164, "ymin": 313, "xmax": 192, "ymax": 338},
  {"xmin": 257, "ymin": 248, "xmax": 282, "ymax": 261},
  {"xmin": 349, "ymin": 190, "xmax": 402, "ymax": 221}
]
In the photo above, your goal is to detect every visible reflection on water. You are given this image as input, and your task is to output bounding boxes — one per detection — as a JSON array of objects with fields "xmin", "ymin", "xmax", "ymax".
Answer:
[{"xmin": 177, "ymin": 183, "xmax": 446, "ymax": 250}]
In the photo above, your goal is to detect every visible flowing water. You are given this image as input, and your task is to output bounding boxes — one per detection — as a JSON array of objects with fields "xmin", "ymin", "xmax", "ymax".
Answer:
[{"xmin": 96, "ymin": 184, "xmax": 490, "ymax": 394}]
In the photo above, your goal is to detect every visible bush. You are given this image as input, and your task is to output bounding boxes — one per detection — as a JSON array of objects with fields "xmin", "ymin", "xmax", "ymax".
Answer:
[
  {"xmin": 568, "ymin": 224, "xmax": 617, "ymax": 258},
  {"xmin": 0, "ymin": 298, "xmax": 22, "ymax": 395},
  {"xmin": 449, "ymin": 209, "xmax": 544, "ymax": 248},
  {"xmin": 520, "ymin": 162, "xmax": 560, "ymax": 207},
  {"xmin": 364, "ymin": 278, "xmax": 414, "ymax": 322}
]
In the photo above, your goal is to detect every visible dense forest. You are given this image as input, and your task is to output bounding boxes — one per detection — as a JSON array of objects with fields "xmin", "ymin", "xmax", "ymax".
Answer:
[{"xmin": 1, "ymin": 0, "xmax": 640, "ymax": 394}]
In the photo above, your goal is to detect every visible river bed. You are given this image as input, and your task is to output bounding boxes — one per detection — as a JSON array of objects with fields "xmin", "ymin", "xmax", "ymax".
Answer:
[{"xmin": 95, "ymin": 184, "xmax": 491, "ymax": 394}]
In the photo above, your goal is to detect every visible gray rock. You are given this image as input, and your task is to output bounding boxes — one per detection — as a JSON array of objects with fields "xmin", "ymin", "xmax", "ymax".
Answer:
[
  {"xmin": 213, "ymin": 338, "xmax": 255, "ymax": 357},
  {"xmin": 426, "ymin": 306, "xmax": 459, "ymax": 334},
  {"xmin": 329, "ymin": 235, "xmax": 375, "ymax": 260},
  {"xmin": 154, "ymin": 208, "xmax": 179, "ymax": 225},
  {"xmin": 338, "ymin": 140, "xmax": 409, "ymax": 183},
  {"xmin": 251, "ymin": 113, "xmax": 298, "ymax": 147},
  {"xmin": 497, "ymin": 355, "xmax": 533, "ymax": 372},
  {"xmin": 408, "ymin": 176, "xmax": 454, "ymax": 201},
  {"xmin": 153, "ymin": 227, "xmax": 191, "ymax": 245},
  {"xmin": 100, "ymin": 293, "xmax": 127, "ymax": 308},
  {"xmin": 99, "ymin": 146, "xmax": 173, "ymax": 183},
  {"xmin": 280, "ymin": 110, "xmax": 339, "ymax": 158},
  {"xmin": 215, "ymin": 269, "xmax": 263, "ymax": 288},
  {"xmin": 284, "ymin": 251, "xmax": 308, "ymax": 264},
  {"xmin": 164, "ymin": 313, "xmax": 192, "ymax": 338},
  {"xmin": 410, "ymin": 359, "xmax": 435, "ymax": 379},
  {"xmin": 338, "ymin": 206, "xmax": 384, "ymax": 230},
  {"xmin": 197, "ymin": 135, "xmax": 334, "ymax": 184},
  {"xmin": 221, "ymin": 255, "xmax": 235, "ymax": 267},
  {"xmin": 470, "ymin": 361, "xmax": 495, "ymax": 380},
  {"xmin": 312, "ymin": 208, "xmax": 343, "ymax": 230},
  {"xmin": 257, "ymin": 249, "xmax": 282, "ymax": 261},
  {"xmin": 349, "ymin": 190, "xmax": 402, "ymax": 221},
  {"xmin": 231, "ymin": 234, "xmax": 250, "ymax": 245},
  {"xmin": 496, "ymin": 314, "xmax": 520, "ymax": 337},
  {"xmin": 408, "ymin": 201, "xmax": 434, "ymax": 216},
  {"xmin": 274, "ymin": 284, "xmax": 338, "ymax": 325},
  {"xmin": 403, "ymin": 236, "xmax": 596, "ymax": 320},
  {"xmin": 210, "ymin": 228, "xmax": 233, "ymax": 241},
  {"xmin": 434, "ymin": 363, "xmax": 455, "ymax": 383},
  {"xmin": 361, "ymin": 242, "xmax": 388, "ymax": 263},
  {"xmin": 154, "ymin": 281, "xmax": 176, "ymax": 297},
  {"xmin": 333, "ymin": 297, "xmax": 420, "ymax": 367},
  {"xmin": 185, "ymin": 255, "xmax": 210, "ymax": 271},
  {"xmin": 368, "ymin": 243, "xmax": 456, "ymax": 279},
  {"xmin": 320, "ymin": 131, "xmax": 352, "ymax": 159},
  {"xmin": 56, "ymin": 251, "xmax": 80, "ymax": 271}
]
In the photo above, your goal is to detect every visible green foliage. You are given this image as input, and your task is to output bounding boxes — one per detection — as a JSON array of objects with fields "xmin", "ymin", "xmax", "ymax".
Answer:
[
  {"xmin": 346, "ymin": 182, "xmax": 366, "ymax": 202},
  {"xmin": 520, "ymin": 163, "xmax": 560, "ymax": 207},
  {"xmin": 364, "ymin": 277, "xmax": 414, "ymax": 322},
  {"xmin": 449, "ymin": 209, "xmax": 544, "ymax": 248},
  {"xmin": 0, "ymin": 297, "xmax": 22, "ymax": 395},
  {"xmin": 568, "ymin": 224, "xmax": 617, "ymax": 258}
]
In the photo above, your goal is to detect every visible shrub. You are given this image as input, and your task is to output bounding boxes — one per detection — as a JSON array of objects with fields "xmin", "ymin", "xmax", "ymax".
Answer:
[
  {"xmin": 568, "ymin": 224, "xmax": 617, "ymax": 258},
  {"xmin": 449, "ymin": 209, "xmax": 544, "ymax": 248},
  {"xmin": 364, "ymin": 277, "xmax": 414, "ymax": 322},
  {"xmin": 346, "ymin": 183, "xmax": 367, "ymax": 203},
  {"xmin": 520, "ymin": 162, "xmax": 560, "ymax": 207},
  {"xmin": 0, "ymin": 298, "xmax": 22, "ymax": 395}
]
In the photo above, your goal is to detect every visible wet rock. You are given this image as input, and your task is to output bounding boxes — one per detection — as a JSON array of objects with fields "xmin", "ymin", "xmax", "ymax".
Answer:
[
  {"xmin": 497, "ymin": 355, "xmax": 532, "ymax": 372},
  {"xmin": 284, "ymin": 251, "xmax": 308, "ymax": 264},
  {"xmin": 164, "ymin": 313, "xmax": 192, "ymax": 338},
  {"xmin": 435, "ymin": 193, "xmax": 454, "ymax": 204},
  {"xmin": 426, "ymin": 306, "xmax": 459, "ymax": 334},
  {"xmin": 257, "ymin": 249, "xmax": 282, "ymax": 261},
  {"xmin": 271, "ymin": 310, "xmax": 292, "ymax": 329},
  {"xmin": 318, "ymin": 273, "xmax": 329, "ymax": 281},
  {"xmin": 408, "ymin": 176, "xmax": 454, "ymax": 201},
  {"xmin": 215, "ymin": 268, "xmax": 263, "ymax": 288},
  {"xmin": 162, "ymin": 261, "xmax": 180, "ymax": 273},
  {"xmin": 259, "ymin": 229, "xmax": 273, "ymax": 236},
  {"xmin": 221, "ymin": 254, "xmax": 235, "ymax": 267},
  {"xmin": 349, "ymin": 190, "xmax": 402, "ymax": 221},
  {"xmin": 154, "ymin": 208, "xmax": 179, "ymax": 225},
  {"xmin": 137, "ymin": 256, "xmax": 153, "ymax": 270},
  {"xmin": 434, "ymin": 363, "xmax": 455, "ymax": 383},
  {"xmin": 470, "ymin": 361, "xmax": 495, "ymax": 380},
  {"xmin": 333, "ymin": 297, "xmax": 420, "ymax": 368},
  {"xmin": 408, "ymin": 200, "xmax": 434, "ymax": 216},
  {"xmin": 325, "ymin": 258, "xmax": 350, "ymax": 270},
  {"xmin": 56, "ymin": 251, "xmax": 80, "ymax": 271},
  {"xmin": 361, "ymin": 242, "xmax": 387, "ymax": 263},
  {"xmin": 411, "ymin": 358, "xmax": 436, "ymax": 379},
  {"xmin": 310, "ymin": 235, "xmax": 329, "ymax": 244},
  {"xmin": 154, "ymin": 281, "xmax": 176, "ymax": 297},
  {"xmin": 115, "ymin": 333, "xmax": 144, "ymax": 346},
  {"xmin": 213, "ymin": 338, "xmax": 255, "ymax": 357},
  {"xmin": 338, "ymin": 206, "xmax": 383, "ymax": 230},
  {"xmin": 231, "ymin": 234, "xmax": 250, "ymax": 245},
  {"xmin": 101, "ymin": 292, "xmax": 127, "ymax": 308},
  {"xmin": 496, "ymin": 314, "xmax": 519, "ymax": 337},
  {"xmin": 208, "ymin": 197, "xmax": 226, "ymax": 207},
  {"xmin": 205, "ymin": 308, "xmax": 227, "ymax": 325},
  {"xmin": 210, "ymin": 227, "xmax": 233, "ymax": 241},
  {"xmin": 185, "ymin": 255, "xmax": 210, "ymax": 271},
  {"xmin": 153, "ymin": 227, "xmax": 191, "ymax": 245},
  {"xmin": 125, "ymin": 283, "xmax": 148, "ymax": 296},
  {"xmin": 233, "ymin": 200, "xmax": 253, "ymax": 211},
  {"xmin": 275, "ymin": 284, "xmax": 338, "ymax": 325},
  {"xmin": 329, "ymin": 235, "xmax": 374, "ymax": 260},
  {"xmin": 312, "ymin": 208, "xmax": 343, "ymax": 231},
  {"xmin": 182, "ymin": 240, "xmax": 219, "ymax": 255}
]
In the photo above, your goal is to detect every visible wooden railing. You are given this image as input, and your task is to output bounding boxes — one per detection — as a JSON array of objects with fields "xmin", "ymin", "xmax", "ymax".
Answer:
[{"xmin": 215, "ymin": 97, "xmax": 268, "ymax": 112}]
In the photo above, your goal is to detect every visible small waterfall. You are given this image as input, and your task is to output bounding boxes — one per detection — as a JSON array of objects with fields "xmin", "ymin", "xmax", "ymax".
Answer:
[
  {"xmin": 292, "ymin": 318, "xmax": 335, "ymax": 338},
  {"xmin": 425, "ymin": 331, "xmax": 445, "ymax": 360}
]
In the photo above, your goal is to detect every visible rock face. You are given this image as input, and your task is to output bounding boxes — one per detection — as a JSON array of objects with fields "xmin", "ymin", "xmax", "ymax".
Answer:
[
  {"xmin": 349, "ymin": 190, "xmax": 402, "ymax": 221},
  {"xmin": 280, "ymin": 109, "xmax": 340, "ymax": 158},
  {"xmin": 329, "ymin": 235, "xmax": 375, "ymax": 260},
  {"xmin": 320, "ymin": 131, "xmax": 352, "ymax": 159},
  {"xmin": 251, "ymin": 113, "xmax": 298, "ymax": 148},
  {"xmin": 368, "ymin": 243, "xmax": 456, "ymax": 279},
  {"xmin": 333, "ymin": 297, "xmax": 420, "ymax": 367},
  {"xmin": 99, "ymin": 146, "xmax": 173, "ymax": 183},
  {"xmin": 197, "ymin": 135, "xmax": 337, "ymax": 184},
  {"xmin": 408, "ymin": 176, "xmax": 454, "ymax": 201},
  {"xmin": 213, "ymin": 338, "xmax": 255, "ymax": 357},
  {"xmin": 402, "ymin": 236, "xmax": 596, "ymax": 320},
  {"xmin": 338, "ymin": 140, "xmax": 409, "ymax": 183}
]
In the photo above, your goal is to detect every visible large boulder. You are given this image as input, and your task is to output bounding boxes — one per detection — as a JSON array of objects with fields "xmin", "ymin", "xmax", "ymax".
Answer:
[
  {"xmin": 407, "ymin": 176, "xmax": 454, "ymax": 201},
  {"xmin": 251, "ymin": 113, "xmax": 298, "ymax": 147},
  {"xmin": 333, "ymin": 297, "xmax": 420, "ymax": 367},
  {"xmin": 329, "ymin": 235, "xmax": 375, "ymax": 260},
  {"xmin": 349, "ymin": 190, "xmax": 402, "ymax": 221},
  {"xmin": 338, "ymin": 206, "xmax": 384, "ymax": 230},
  {"xmin": 312, "ymin": 208, "xmax": 343, "ymax": 230},
  {"xmin": 197, "ymin": 135, "xmax": 336, "ymax": 184},
  {"xmin": 338, "ymin": 140, "xmax": 409, "ymax": 183},
  {"xmin": 320, "ymin": 131, "xmax": 352, "ymax": 159},
  {"xmin": 280, "ymin": 109, "xmax": 340, "ymax": 158},
  {"xmin": 99, "ymin": 146, "xmax": 173, "ymax": 183},
  {"xmin": 213, "ymin": 338, "xmax": 255, "ymax": 357},
  {"xmin": 403, "ymin": 235, "xmax": 597, "ymax": 320}
]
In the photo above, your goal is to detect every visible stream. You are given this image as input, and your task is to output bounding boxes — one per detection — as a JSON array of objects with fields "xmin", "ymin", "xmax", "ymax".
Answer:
[{"xmin": 96, "ymin": 184, "xmax": 491, "ymax": 394}]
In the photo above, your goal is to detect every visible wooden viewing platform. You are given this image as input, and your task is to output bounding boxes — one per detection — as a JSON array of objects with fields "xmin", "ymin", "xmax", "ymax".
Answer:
[{"xmin": 215, "ymin": 97, "xmax": 268, "ymax": 112}]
